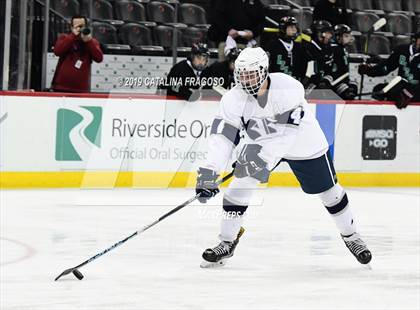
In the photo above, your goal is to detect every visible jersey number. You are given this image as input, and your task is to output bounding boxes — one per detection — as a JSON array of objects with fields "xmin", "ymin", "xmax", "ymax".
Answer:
[{"xmin": 289, "ymin": 107, "xmax": 303, "ymax": 125}]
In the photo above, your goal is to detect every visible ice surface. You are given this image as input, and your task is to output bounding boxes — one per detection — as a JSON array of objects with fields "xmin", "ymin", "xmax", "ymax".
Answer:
[{"xmin": 1, "ymin": 187, "xmax": 419, "ymax": 310}]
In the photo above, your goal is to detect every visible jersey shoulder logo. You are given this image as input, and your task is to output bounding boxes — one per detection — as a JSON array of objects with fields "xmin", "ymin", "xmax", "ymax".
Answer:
[{"xmin": 246, "ymin": 107, "xmax": 304, "ymax": 140}]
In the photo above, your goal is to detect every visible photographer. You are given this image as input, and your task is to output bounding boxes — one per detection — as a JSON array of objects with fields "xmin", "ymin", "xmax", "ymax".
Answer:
[{"xmin": 51, "ymin": 15, "xmax": 103, "ymax": 93}]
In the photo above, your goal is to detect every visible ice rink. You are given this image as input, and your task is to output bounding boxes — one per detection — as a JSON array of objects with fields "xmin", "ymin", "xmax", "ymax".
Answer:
[{"xmin": 1, "ymin": 187, "xmax": 419, "ymax": 310}]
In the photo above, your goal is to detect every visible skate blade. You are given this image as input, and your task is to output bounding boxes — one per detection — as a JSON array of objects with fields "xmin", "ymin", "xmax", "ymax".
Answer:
[
  {"xmin": 363, "ymin": 263, "xmax": 372, "ymax": 270},
  {"xmin": 200, "ymin": 259, "xmax": 226, "ymax": 268}
]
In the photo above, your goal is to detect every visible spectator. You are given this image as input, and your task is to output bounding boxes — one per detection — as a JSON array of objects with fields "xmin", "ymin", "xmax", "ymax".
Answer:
[
  {"xmin": 204, "ymin": 48, "xmax": 241, "ymax": 90},
  {"xmin": 358, "ymin": 31, "xmax": 420, "ymax": 108},
  {"xmin": 268, "ymin": 16, "xmax": 308, "ymax": 82},
  {"xmin": 51, "ymin": 15, "xmax": 103, "ymax": 92},
  {"xmin": 313, "ymin": 0, "xmax": 349, "ymax": 27},
  {"xmin": 331, "ymin": 24, "xmax": 358, "ymax": 99},
  {"xmin": 208, "ymin": 0, "xmax": 265, "ymax": 61},
  {"xmin": 161, "ymin": 43, "xmax": 210, "ymax": 101}
]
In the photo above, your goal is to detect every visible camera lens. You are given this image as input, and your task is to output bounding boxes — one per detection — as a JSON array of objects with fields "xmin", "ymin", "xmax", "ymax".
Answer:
[{"xmin": 81, "ymin": 27, "xmax": 91, "ymax": 35}]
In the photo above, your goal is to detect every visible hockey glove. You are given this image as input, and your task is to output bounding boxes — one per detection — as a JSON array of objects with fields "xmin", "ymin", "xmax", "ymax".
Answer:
[
  {"xmin": 395, "ymin": 87, "xmax": 414, "ymax": 109},
  {"xmin": 336, "ymin": 83, "xmax": 357, "ymax": 100},
  {"xmin": 319, "ymin": 75, "xmax": 333, "ymax": 89},
  {"xmin": 234, "ymin": 144, "xmax": 270, "ymax": 183},
  {"xmin": 196, "ymin": 167, "xmax": 220, "ymax": 203}
]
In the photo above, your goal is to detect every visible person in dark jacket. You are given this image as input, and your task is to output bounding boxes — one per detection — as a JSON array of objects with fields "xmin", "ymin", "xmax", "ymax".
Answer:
[
  {"xmin": 204, "ymin": 48, "xmax": 241, "ymax": 90},
  {"xmin": 313, "ymin": 0, "xmax": 349, "ymax": 27},
  {"xmin": 268, "ymin": 16, "xmax": 308, "ymax": 82},
  {"xmin": 358, "ymin": 31, "xmax": 420, "ymax": 108},
  {"xmin": 162, "ymin": 43, "xmax": 210, "ymax": 101},
  {"xmin": 331, "ymin": 24, "xmax": 358, "ymax": 99},
  {"xmin": 51, "ymin": 15, "xmax": 103, "ymax": 92},
  {"xmin": 304, "ymin": 20, "xmax": 335, "ymax": 90},
  {"xmin": 208, "ymin": 0, "xmax": 265, "ymax": 60}
]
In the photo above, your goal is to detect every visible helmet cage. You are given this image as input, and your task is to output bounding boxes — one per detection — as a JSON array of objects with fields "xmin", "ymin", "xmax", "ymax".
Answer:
[{"xmin": 234, "ymin": 65, "xmax": 268, "ymax": 96}]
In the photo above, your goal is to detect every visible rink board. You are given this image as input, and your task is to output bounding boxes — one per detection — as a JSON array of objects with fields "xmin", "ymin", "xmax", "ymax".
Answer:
[{"xmin": 0, "ymin": 92, "xmax": 419, "ymax": 188}]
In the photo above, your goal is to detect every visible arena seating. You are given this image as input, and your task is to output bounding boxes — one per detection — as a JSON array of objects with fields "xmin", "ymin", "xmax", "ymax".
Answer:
[
  {"xmin": 82, "ymin": 0, "xmax": 114, "ymax": 20},
  {"xmin": 386, "ymin": 13, "xmax": 412, "ymax": 35},
  {"xmin": 49, "ymin": 0, "xmax": 418, "ymax": 57},
  {"xmin": 147, "ymin": 1, "xmax": 176, "ymax": 24},
  {"xmin": 114, "ymin": 0, "xmax": 147, "ymax": 22},
  {"xmin": 179, "ymin": 3, "xmax": 207, "ymax": 26},
  {"xmin": 52, "ymin": 0, "xmax": 80, "ymax": 19}
]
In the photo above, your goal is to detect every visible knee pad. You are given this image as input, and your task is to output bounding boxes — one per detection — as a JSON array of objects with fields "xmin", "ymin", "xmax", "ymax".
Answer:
[
  {"xmin": 318, "ymin": 183, "xmax": 349, "ymax": 215},
  {"xmin": 224, "ymin": 177, "xmax": 258, "ymax": 209}
]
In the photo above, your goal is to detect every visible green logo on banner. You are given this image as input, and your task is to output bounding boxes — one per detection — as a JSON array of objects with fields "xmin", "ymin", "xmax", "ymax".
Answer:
[{"xmin": 55, "ymin": 106, "xmax": 102, "ymax": 161}]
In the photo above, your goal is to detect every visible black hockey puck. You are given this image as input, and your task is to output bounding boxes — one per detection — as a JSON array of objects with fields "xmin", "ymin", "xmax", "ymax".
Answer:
[{"xmin": 72, "ymin": 269, "xmax": 84, "ymax": 280}]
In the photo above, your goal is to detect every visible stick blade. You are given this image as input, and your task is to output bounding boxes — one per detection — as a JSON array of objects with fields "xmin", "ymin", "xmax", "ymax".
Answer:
[
  {"xmin": 212, "ymin": 85, "xmax": 227, "ymax": 96},
  {"xmin": 54, "ymin": 267, "xmax": 76, "ymax": 281},
  {"xmin": 382, "ymin": 76, "xmax": 402, "ymax": 94},
  {"xmin": 373, "ymin": 18, "xmax": 387, "ymax": 31}
]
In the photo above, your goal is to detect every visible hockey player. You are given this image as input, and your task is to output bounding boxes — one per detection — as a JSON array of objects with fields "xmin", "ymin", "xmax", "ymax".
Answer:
[
  {"xmin": 304, "ymin": 20, "xmax": 335, "ymax": 90},
  {"xmin": 358, "ymin": 31, "xmax": 420, "ymax": 108},
  {"xmin": 330, "ymin": 24, "xmax": 358, "ymax": 100},
  {"xmin": 161, "ymin": 43, "xmax": 210, "ymax": 101},
  {"xmin": 204, "ymin": 48, "xmax": 241, "ymax": 90},
  {"xmin": 267, "ymin": 16, "xmax": 308, "ymax": 82},
  {"xmin": 195, "ymin": 47, "xmax": 372, "ymax": 267}
]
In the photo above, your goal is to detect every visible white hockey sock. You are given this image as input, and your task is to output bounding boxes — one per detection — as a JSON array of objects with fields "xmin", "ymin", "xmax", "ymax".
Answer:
[
  {"xmin": 319, "ymin": 184, "xmax": 357, "ymax": 236},
  {"xmin": 330, "ymin": 207, "xmax": 357, "ymax": 236},
  {"xmin": 219, "ymin": 214, "xmax": 244, "ymax": 242}
]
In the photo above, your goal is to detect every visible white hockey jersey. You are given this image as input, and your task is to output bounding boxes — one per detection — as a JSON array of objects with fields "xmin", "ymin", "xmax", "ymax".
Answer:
[{"xmin": 204, "ymin": 73, "xmax": 329, "ymax": 173}]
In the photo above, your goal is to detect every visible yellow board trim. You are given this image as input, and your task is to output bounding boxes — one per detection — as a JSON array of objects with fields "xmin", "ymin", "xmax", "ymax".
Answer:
[{"xmin": 0, "ymin": 172, "xmax": 419, "ymax": 189}]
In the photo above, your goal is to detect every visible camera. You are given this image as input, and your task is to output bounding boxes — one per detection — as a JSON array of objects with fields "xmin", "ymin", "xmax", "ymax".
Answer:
[{"xmin": 81, "ymin": 27, "xmax": 91, "ymax": 35}]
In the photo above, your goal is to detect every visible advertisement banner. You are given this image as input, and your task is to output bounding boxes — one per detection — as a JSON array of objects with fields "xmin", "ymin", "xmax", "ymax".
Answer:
[
  {"xmin": 0, "ymin": 93, "xmax": 419, "ymax": 188},
  {"xmin": 362, "ymin": 115, "xmax": 397, "ymax": 160}
]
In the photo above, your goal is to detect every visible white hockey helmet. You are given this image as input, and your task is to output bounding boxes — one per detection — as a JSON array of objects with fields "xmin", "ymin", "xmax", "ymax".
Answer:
[{"xmin": 234, "ymin": 47, "xmax": 269, "ymax": 96}]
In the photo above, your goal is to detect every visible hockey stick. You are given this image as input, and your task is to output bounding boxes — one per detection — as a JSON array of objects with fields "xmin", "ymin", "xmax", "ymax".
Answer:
[
  {"xmin": 55, "ymin": 171, "xmax": 234, "ymax": 281},
  {"xmin": 331, "ymin": 72, "xmax": 350, "ymax": 87},
  {"xmin": 305, "ymin": 73, "xmax": 349, "ymax": 96},
  {"xmin": 354, "ymin": 76, "xmax": 402, "ymax": 97},
  {"xmin": 358, "ymin": 18, "xmax": 387, "ymax": 99},
  {"xmin": 380, "ymin": 76, "xmax": 402, "ymax": 94},
  {"xmin": 186, "ymin": 85, "xmax": 228, "ymax": 100},
  {"xmin": 212, "ymin": 85, "xmax": 228, "ymax": 96},
  {"xmin": 264, "ymin": 27, "xmax": 279, "ymax": 33},
  {"xmin": 265, "ymin": 16, "xmax": 279, "ymax": 27}
]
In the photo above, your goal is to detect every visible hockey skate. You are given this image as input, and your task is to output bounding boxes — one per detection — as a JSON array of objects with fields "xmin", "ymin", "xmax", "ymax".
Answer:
[
  {"xmin": 341, "ymin": 232, "xmax": 372, "ymax": 265},
  {"xmin": 200, "ymin": 227, "xmax": 245, "ymax": 268}
]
